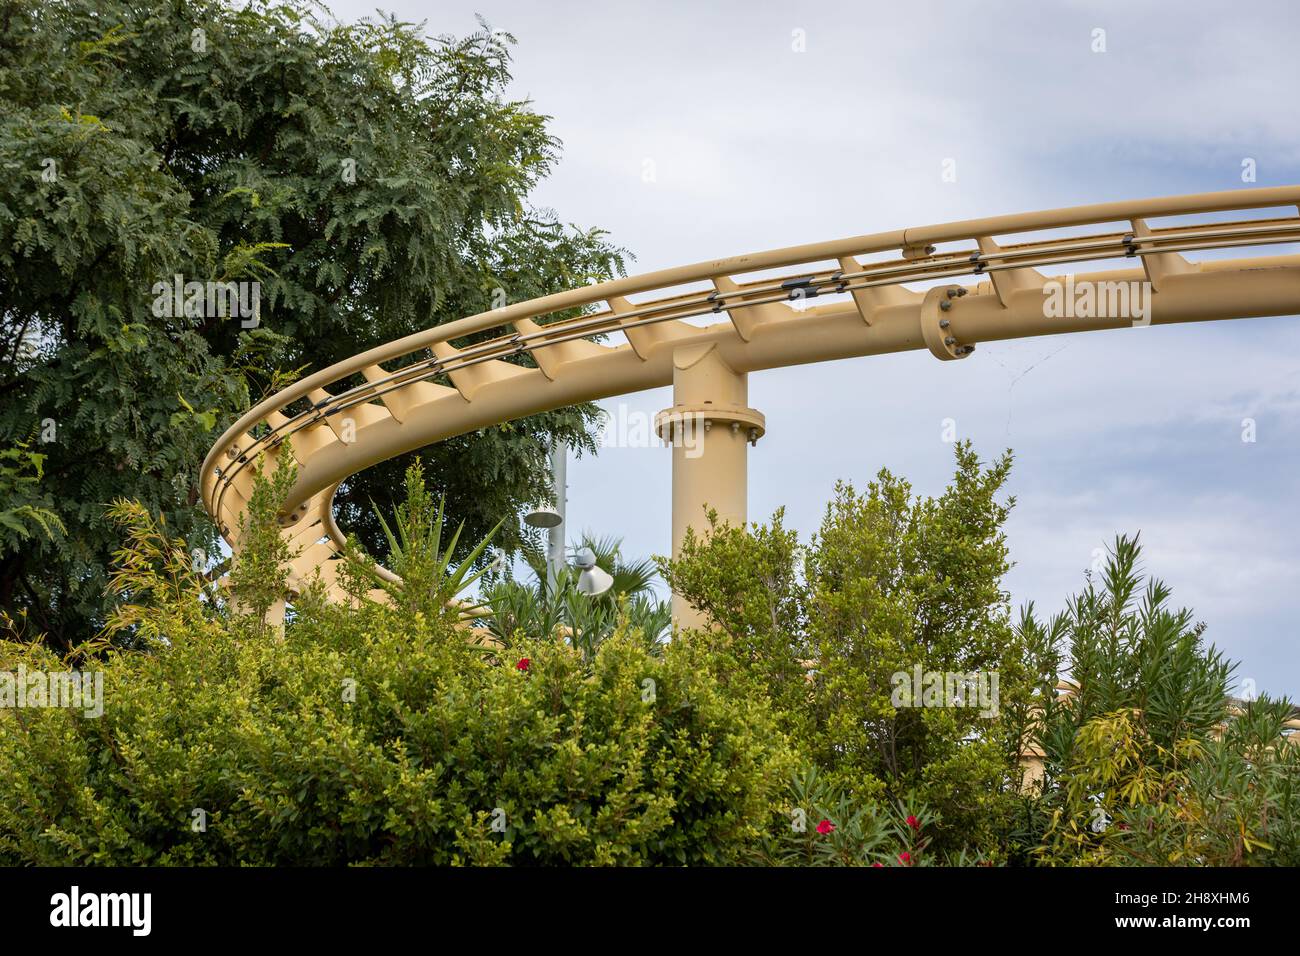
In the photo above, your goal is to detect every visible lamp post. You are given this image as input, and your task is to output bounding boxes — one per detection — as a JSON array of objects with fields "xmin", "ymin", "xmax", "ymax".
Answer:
[
  {"xmin": 547, "ymin": 442, "xmax": 566, "ymax": 595},
  {"xmin": 524, "ymin": 442, "xmax": 568, "ymax": 597}
]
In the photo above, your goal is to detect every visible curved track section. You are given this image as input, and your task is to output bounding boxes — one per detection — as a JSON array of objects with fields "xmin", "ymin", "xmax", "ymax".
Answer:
[{"xmin": 202, "ymin": 187, "xmax": 1300, "ymax": 601}]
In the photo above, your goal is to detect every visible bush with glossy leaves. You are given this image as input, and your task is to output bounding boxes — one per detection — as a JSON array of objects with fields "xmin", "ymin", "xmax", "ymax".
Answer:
[{"xmin": 0, "ymin": 461, "xmax": 792, "ymax": 866}]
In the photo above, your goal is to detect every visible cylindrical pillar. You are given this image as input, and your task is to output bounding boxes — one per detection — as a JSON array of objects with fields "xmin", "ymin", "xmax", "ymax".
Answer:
[
  {"xmin": 546, "ymin": 441, "xmax": 567, "ymax": 596},
  {"xmin": 655, "ymin": 343, "xmax": 765, "ymax": 628}
]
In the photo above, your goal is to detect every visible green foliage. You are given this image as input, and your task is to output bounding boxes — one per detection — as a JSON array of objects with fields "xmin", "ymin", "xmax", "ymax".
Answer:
[
  {"xmin": 657, "ymin": 506, "xmax": 810, "ymax": 715},
  {"xmin": 1022, "ymin": 534, "xmax": 1297, "ymax": 866},
  {"xmin": 341, "ymin": 459, "xmax": 501, "ymax": 625},
  {"xmin": 0, "ymin": 469, "xmax": 791, "ymax": 866},
  {"xmin": 482, "ymin": 534, "xmax": 671, "ymax": 662},
  {"xmin": 661, "ymin": 442, "xmax": 1027, "ymax": 857},
  {"xmin": 1105, "ymin": 696, "xmax": 1300, "ymax": 867},
  {"xmin": 1030, "ymin": 535, "xmax": 1234, "ymax": 776},
  {"xmin": 0, "ymin": 621, "xmax": 794, "ymax": 865},
  {"xmin": 755, "ymin": 767, "xmax": 944, "ymax": 867},
  {"xmin": 100, "ymin": 499, "xmax": 219, "ymax": 651},
  {"xmin": 0, "ymin": 0, "xmax": 625, "ymax": 646},
  {"xmin": 662, "ymin": 461, "xmax": 1298, "ymax": 867},
  {"xmin": 1, "ymin": 446, "xmax": 1293, "ymax": 867},
  {"xmin": 228, "ymin": 450, "xmax": 299, "ymax": 632},
  {"xmin": 1033, "ymin": 697, "xmax": 1300, "ymax": 867},
  {"xmin": 0, "ymin": 441, "xmax": 64, "ymax": 548}
]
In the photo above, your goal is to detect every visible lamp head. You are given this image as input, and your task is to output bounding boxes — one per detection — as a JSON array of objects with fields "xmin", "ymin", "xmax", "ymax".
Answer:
[
  {"xmin": 577, "ymin": 563, "xmax": 614, "ymax": 597},
  {"xmin": 523, "ymin": 504, "xmax": 563, "ymax": 529},
  {"xmin": 573, "ymin": 547, "xmax": 612, "ymax": 596}
]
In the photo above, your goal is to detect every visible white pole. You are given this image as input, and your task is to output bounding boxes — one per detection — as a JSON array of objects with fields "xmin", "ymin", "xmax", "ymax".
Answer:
[{"xmin": 546, "ymin": 442, "xmax": 567, "ymax": 595}]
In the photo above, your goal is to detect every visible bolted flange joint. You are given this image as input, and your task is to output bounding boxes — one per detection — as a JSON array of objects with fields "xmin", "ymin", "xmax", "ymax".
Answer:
[
  {"xmin": 655, "ymin": 403, "xmax": 766, "ymax": 448},
  {"xmin": 921, "ymin": 284, "xmax": 976, "ymax": 361}
]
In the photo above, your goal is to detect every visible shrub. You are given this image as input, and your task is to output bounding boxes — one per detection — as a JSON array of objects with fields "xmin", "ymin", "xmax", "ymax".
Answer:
[
  {"xmin": 0, "ymin": 612, "xmax": 794, "ymax": 865},
  {"xmin": 1025, "ymin": 535, "xmax": 1299, "ymax": 866},
  {"xmin": 481, "ymin": 533, "xmax": 671, "ymax": 663},
  {"xmin": 754, "ymin": 767, "xmax": 950, "ymax": 867},
  {"xmin": 3, "ymin": 450, "xmax": 1294, "ymax": 867},
  {"xmin": 0, "ymin": 463, "xmax": 793, "ymax": 866},
  {"xmin": 661, "ymin": 442, "xmax": 1030, "ymax": 858}
]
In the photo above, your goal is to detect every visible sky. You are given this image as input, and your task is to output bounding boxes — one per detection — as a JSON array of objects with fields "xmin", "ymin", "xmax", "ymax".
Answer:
[{"xmin": 330, "ymin": 0, "xmax": 1300, "ymax": 697}]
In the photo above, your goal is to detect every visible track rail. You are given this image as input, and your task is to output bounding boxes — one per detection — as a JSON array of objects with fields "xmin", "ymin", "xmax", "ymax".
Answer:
[{"xmin": 201, "ymin": 186, "xmax": 1300, "ymax": 601}]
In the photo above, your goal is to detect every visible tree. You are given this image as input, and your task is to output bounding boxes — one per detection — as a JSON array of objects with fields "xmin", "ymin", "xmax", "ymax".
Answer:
[
  {"xmin": 0, "ymin": 442, "xmax": 64, "ymax": 552},
  {"xmin": 661, "ymin": 442, "xmax": 1030, "ymax": 857},
  {"xmin": 1023, "ymin": 535, "xmax": 1298, "ymax": 866},
  {"xmin": 0, "ymin": 0, "xmax": 624, "ymax": 647}
]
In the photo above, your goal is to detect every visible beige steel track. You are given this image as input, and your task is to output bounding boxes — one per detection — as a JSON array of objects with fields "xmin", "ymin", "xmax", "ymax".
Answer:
[{"xmin": 201, "ymin": 186, "xmax": 1300, "ymax": 607}]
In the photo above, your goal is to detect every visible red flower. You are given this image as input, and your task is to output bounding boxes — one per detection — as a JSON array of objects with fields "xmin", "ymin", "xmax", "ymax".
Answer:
[
  {"xmin": 898, "ymin": 851, "xmax": 911, "ymax": 865},
  {"xmin": 1116, "ymin": 823, "xmax": 1130, "ymax": 831},
  {"xmin": 816, "ymin": 819, "xmax": 835, "ymax": 835},
  {"xmin": 871, "ymin": 862, "xmax": 883, "ymax": 868},
  {"xmin": 515, "ymin": 658, "xmax": 531, "ymax": 671},
  {"xmin": 906, "ymin": 814, "xmax": 920, "ymax": 830}
]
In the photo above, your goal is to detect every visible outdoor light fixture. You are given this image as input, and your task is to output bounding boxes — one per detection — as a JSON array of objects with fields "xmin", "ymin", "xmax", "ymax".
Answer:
[
  {"xmin": 573, "ymin": 546, "xmax": 613, "ymax": 597},
  {"xmin": 523, "ymin": 503, "xmax": 562, "ymax": 529}
]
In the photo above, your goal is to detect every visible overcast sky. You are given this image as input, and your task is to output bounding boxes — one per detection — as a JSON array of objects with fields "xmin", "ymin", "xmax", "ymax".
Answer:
[{"xmin": 331, "ymin": 0, "xmax": 1300, "ymax": 697}]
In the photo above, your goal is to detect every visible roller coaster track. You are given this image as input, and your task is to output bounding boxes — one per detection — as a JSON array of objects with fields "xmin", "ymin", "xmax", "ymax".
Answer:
[{"xmin": 201, "ymin": 186, "xmax": 1300, "ymax": 612}]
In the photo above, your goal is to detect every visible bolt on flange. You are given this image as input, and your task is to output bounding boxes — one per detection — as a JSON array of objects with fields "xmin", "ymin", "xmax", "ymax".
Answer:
[{"xmin": 921, "ymin": 285, "xmax": 974, "ymax": 361}]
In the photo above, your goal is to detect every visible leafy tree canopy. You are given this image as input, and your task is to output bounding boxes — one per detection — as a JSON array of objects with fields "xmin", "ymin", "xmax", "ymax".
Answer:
[{"xmin": 0, "ymin": 0, "xmax": 624, "ymax": 647}]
